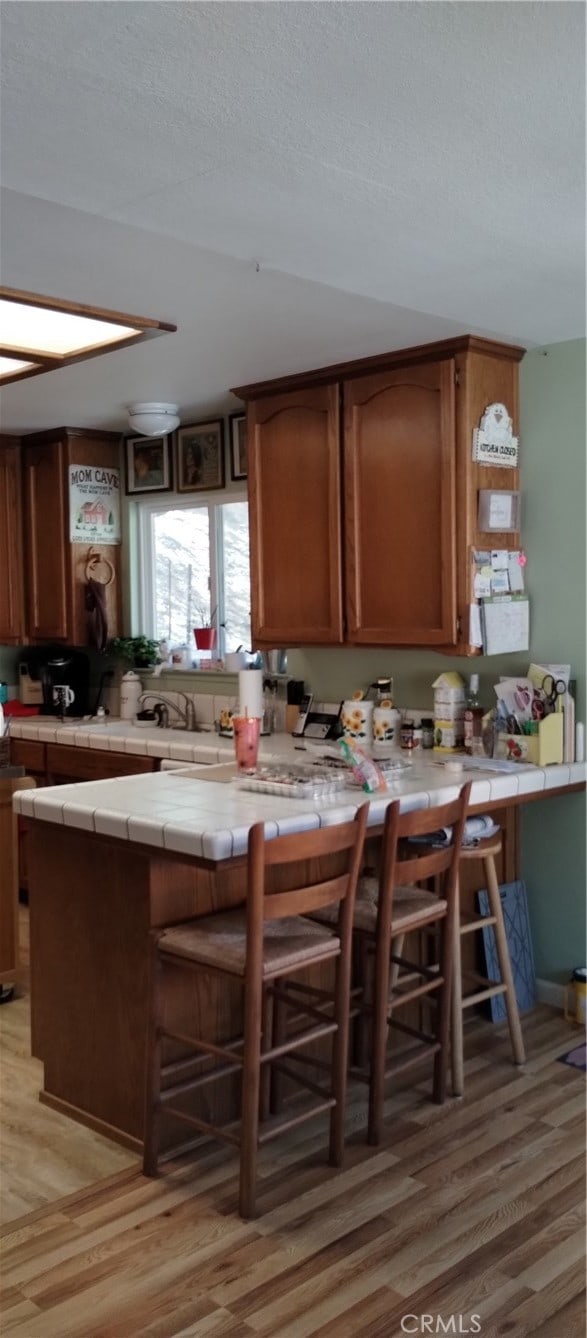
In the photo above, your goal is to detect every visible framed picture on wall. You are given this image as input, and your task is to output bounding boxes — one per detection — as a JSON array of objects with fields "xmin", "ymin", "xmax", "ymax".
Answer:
[
  {"xmin": 229, "ymin": 412, "xmax": 247, "ymax": 481},
  {"xmin": 175, "ymin": 419, "xmax": 225, "ymax": 492},
  {"xmin": 124, "ymin": 435, "xmax": 172, "ymax": 494}
]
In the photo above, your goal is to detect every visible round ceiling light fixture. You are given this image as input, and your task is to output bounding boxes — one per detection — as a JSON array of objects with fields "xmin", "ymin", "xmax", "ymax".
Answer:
[{"xmin": 127, "ymin": 402, "xmax": 180, "ymax": 436}]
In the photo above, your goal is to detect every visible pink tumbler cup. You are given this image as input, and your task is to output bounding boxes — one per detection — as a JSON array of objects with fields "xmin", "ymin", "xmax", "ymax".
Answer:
[{"xmin": 233, "ymin": 716, "xmax": 261, "ymax": 771}]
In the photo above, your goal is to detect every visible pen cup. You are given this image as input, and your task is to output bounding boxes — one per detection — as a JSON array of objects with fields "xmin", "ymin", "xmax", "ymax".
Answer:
[{"xmin": 233, "ymin": 716, "xmax": 261, "ymax": 771}]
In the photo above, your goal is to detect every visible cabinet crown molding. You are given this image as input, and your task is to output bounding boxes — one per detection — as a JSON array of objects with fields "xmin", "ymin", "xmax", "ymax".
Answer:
[{"xmin": 231, "ymin": 334, "xmax": 526, "ymax": 401}]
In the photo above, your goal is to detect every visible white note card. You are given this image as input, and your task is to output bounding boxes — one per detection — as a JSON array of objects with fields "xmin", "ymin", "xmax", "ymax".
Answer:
[
  {"xmin": 469, "ymin": 603, "xmax": 483, "ymax": 648},
  {"xmin": 488, "ymin": 493, "xmax": 513, "ymax": 529},
  {"xmin": 507, "ymin": 551, "xmax": 525, "ymax": 592},
  {"xmin": 481, "ymin": 595, "xmax": 530, "ymax": 655}
]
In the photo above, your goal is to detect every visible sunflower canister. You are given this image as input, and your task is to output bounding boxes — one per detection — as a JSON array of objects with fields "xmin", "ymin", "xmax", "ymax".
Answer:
[
  {"xmin": 341, "ymin": 699, "xmax": 373, "ymax": 747},
  {"xmin": 372, "ymin": 705, "xmax": 401, "ymax": 751}
]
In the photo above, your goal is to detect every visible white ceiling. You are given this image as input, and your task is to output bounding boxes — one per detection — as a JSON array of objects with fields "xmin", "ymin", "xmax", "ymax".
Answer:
[{"xmin": 0, "ymin": 1, "xmax": 584, "ymax": 434}]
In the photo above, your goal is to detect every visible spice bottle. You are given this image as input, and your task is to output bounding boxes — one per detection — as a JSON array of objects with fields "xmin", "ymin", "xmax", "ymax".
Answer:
[
  {"xmin": 464, "ymin": 674, "xmax": 484, "ymax": 756},
  {"xmin": 400, "ymin": 720, "xmax": 415, "ymax": 750}
]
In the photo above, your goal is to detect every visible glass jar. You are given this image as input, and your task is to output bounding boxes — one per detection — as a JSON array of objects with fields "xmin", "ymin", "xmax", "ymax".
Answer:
[
  {"xmin": 400, "ymin": 720, "xmax": 415, "ymax": 750},
  {"xmin": 421, "ymin": 718, "xmax": 435, "ymax": 749}
]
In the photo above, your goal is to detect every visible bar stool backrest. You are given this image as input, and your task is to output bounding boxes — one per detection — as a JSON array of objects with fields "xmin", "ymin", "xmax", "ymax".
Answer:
[
  {"xmin": 247, "ymin": 804, "xmax": 369, "ymax": 928},
  {"xmin": 376, "ymin": 783, "xmax": 472, "ymax": 938}
]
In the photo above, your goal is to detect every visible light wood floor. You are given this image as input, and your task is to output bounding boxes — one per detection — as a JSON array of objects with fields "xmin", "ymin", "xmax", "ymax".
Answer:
[
  {"xmin": 0, "ymin": 908, "xmax": 137, "ymax": 1225},
  {"xmin": 0, "ymin": 986, "xmax": 585, "ymax": 1337}
]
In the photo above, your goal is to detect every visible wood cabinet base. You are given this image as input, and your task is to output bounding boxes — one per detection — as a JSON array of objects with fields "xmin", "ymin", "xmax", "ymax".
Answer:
[{"xmin": 39, "ymin": 1091, "xmax": 143, "ymax": 1153}]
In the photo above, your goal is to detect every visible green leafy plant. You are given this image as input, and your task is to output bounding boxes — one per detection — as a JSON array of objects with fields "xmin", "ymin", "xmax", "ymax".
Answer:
[{"xmin": 108, "ymin": 636, "xmax": 160, "ymax": 668}]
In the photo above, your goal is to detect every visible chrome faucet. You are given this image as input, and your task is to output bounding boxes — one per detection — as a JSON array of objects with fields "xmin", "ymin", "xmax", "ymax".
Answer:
[{"xmin": 137, "ymin": 692, "xmax": 200, "ymax": 732}]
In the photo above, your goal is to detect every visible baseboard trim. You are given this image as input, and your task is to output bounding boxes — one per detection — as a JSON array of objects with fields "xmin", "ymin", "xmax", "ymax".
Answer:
[{"xmin": 535, "ymin": 978, "xmax": 566, "ymax": 1011}]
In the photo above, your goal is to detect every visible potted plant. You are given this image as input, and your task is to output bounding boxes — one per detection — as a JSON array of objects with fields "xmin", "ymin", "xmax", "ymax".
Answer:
[
  {"xmin": 193, "ymin": 604, "xmax": 218, "ymax": 652},
  {"xmin": 108, "ymin": 636, "xmax": 161, "ymax": 669}
]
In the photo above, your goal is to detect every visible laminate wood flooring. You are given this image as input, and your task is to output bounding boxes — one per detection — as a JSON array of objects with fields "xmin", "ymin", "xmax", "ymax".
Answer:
[{"xmin": 1, "ymin": 999, "xmax": 585, "ymax": 1338}]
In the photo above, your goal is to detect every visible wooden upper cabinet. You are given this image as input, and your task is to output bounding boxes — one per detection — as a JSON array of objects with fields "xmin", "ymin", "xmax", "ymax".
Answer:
[
  {"xmin": 248, "ymin": 385, "xmax": 343, "ymax": 645},
  {"xmin": 344, "ymin": 360, "xmax": 457, "ymax": 645},
  {"xmin": 22, "ymin": 428, "xmax": 122, "ymax": 647},
  {"xmin": 233, "ymin": 334, "xmax": 525, "ymax": 653},
  {"xmin": 0, "ymin": 437, "xmax": 26, "ymax": 644},
  {"xmin": 23, "ymin": 439, "xmax": 69, "ymax": 642}
]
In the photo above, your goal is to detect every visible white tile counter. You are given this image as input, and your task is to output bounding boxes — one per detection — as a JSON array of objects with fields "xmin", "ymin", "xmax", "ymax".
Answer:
[
  {"xmin": 8, "ymin": 716, "xmax": 275, "ymax": 766},
  {"xmin": 13, "ymin": 746, "xmax": 586, "ymax": 864}
]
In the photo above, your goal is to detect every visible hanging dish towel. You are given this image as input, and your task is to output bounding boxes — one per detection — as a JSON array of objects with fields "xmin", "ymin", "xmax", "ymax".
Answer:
[{"xmin": 84, "ymin": 550, "xmax": 115, "ymax": 652}]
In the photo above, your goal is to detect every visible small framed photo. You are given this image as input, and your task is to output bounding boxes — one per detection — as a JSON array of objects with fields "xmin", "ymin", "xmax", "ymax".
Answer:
[
  {"xmin": 124, "ymin": 435, "xmax": 172, "ymax": 495},
  {"xmin": 176, "ymin": 420, "xmax": 225, "ymax": 493},
  {"xmin": 229, "ymin": 412, "xmax": 247, "ymax": 481}
]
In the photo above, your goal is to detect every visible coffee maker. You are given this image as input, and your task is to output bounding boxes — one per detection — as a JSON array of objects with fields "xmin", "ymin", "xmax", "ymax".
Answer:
[{"xmin": 19, "ymin": 647, "xmax": 90, "ymax": 718}]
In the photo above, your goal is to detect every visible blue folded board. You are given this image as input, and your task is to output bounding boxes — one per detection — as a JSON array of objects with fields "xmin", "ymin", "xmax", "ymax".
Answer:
[{"xmin": 476, "ymin": 879, "xmax": 536, "ymax": 1022}]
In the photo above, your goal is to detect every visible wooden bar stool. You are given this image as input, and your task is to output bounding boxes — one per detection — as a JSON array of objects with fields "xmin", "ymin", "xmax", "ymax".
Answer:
[
  {"xmin": 451, "ymin": 834, "xmax": 526, "ymax": 1096},
  {"xmin": 311, "ymin": 785, "xmax": 471, "ymax": 1146},
  {"xmin": 143, "ymin": 805, "xmax": 368, "ymax": 1220}
]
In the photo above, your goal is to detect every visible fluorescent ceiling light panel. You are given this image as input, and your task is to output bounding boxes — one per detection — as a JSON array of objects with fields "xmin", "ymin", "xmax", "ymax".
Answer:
[
  {"xmin": 0, "ymin": 354, "xmax": 41, "ymax": 380},
  {"xmin": 0, "ymin": 288, "xmax": 176, "ymax": 386},
  {"xmin": 0, "ymin": 299, "xmax": 140, "ymax": 357}
]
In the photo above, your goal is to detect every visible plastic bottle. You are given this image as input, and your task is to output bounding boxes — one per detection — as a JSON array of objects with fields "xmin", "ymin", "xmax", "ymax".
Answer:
[{"xmin": 464, "ymin": 674, "xmax": 484, "ymax": 756}]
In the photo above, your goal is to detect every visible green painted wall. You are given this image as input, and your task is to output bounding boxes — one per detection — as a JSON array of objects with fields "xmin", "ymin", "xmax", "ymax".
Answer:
[{"xmin": 289, "ymin": 340, "xmax": 586, "ymax": 984}]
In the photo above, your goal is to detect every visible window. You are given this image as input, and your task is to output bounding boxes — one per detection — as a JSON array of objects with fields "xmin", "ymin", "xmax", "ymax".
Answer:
[{"xmin": 138, "ymin": 496, "xmax": 250, "ymax": 657}]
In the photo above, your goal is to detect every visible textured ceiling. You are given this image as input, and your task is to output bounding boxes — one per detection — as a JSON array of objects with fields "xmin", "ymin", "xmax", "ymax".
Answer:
[{"xmin": 0, "ymin": 1, "xmax": 584, "ymax": 433}]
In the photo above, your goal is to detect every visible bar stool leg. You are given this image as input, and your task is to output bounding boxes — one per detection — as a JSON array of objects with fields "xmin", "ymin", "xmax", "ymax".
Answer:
[
  {"xmin": 451, "ymin": 873, "xmax": 465, "ymax": 1098},
  {"xmin": 367, "ymin": 931, "xmax": 393, "ymax": 1147},
  {"xmin": 329, "ymin": 951, "xmax": 352, "ymax": 1167},
  {"xmin": 484, "ymin": 855, "xmax": 526, "ymax": 1067},
  {"xmin": 433, "ymin": 908, "xmax": 454, "ymax": 1104},
  {"xmin": 239, "ymin": 974, "xmax": 263, "ymax": 1220}
]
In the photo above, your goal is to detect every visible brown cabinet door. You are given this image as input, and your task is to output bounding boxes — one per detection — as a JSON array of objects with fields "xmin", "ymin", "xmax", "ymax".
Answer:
[
  {"xmin": 344, "ymin": 360, "xmax": 457, "ymax": 645},
  {"xmin": 248, "ymin": 384, "xmax": 343, "ymax": 645},
  {"xmin": 45, "ymin": 744, "xmax": 156, "ymax": 782},
  {"xmin": 23, "ymin": 440, "xmax": 69, "ymax": 642},
  {"xmin": 0, "ymin": 440, "xmax": 25, "ymax": 644}
]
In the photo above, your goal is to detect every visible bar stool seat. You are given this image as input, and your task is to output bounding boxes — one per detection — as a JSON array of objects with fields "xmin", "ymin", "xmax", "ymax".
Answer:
[
  {"xmin": 159, "ymin": 910, "xmax": 340, "ymax": 977},
  {"xmin": 143, "ymin": 806, "xmax": 368, "ymax": 1220},
  {"xmin": 451, "ymin": 831, "xmax": 526, "ymax": 1096},
  {"xmin": 315, "ymin": 878, "xmax": 447, "ymax": 934}
]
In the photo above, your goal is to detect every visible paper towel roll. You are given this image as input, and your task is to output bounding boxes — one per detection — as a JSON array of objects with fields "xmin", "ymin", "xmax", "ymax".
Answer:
[{"xmin": 239, "ymin": 668, "xmax": 263, "ymax": 720}]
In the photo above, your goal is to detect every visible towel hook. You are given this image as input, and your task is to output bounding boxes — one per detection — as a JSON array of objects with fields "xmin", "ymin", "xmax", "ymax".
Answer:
[{"xmin": 85, "ymin": 547, "xmax": 115, "ymax": 586}]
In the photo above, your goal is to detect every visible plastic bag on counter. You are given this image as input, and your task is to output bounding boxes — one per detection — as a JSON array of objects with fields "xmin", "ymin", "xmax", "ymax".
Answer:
[{"xmin": 338, "ymin": 739, "xmax": 387, "ymax": 793}]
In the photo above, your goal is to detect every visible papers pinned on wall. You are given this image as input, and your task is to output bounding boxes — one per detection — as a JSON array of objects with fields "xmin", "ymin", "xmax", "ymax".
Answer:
[
  {"xmin": 472, "ymin": 549, "xmax": 525, "ymax": 597},
  {"xmin": 481, "ymin": 595, "xmax": 530, "ymax": 655}
]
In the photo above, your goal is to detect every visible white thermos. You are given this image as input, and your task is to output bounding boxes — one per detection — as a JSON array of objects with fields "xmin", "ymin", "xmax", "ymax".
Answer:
[{"xmin": 119, "ymin": 671, "xmax": 142, "ymax": 720}]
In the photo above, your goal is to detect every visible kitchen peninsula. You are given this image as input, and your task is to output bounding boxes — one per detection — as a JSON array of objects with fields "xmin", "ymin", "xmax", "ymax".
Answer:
[{"xmin": 14, "ymin": 750, "xmax": 585, "ymax": 1152}]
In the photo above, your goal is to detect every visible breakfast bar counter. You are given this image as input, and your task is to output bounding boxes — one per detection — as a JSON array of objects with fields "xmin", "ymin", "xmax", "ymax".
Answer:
[{"xmin": 14, "ymin": 756, "xmax": 586, "ymax": 1150}]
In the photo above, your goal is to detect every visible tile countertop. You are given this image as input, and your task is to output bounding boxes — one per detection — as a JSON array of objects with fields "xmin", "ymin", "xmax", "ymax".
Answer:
[
  {"xmin": 8, "ymin": 718, "xmax": 301, "ymax": 766},
  {"xmin": 12, "ymin": 747, "xmax": 586, "ymax": 864}
]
